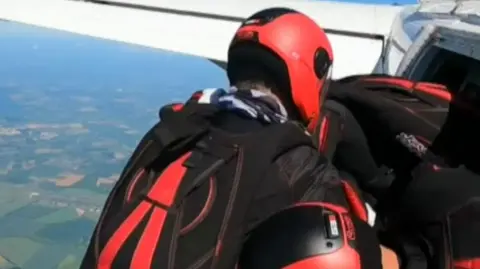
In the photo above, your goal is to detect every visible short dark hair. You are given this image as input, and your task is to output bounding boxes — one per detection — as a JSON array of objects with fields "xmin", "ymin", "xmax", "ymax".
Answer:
[
  {"xmin": 230, "ymin": 63, "xmax": 303, "ymax": 121},
  {"xmin": 230, "ymin": 63, "xmax": 278, "ymax": 92}
]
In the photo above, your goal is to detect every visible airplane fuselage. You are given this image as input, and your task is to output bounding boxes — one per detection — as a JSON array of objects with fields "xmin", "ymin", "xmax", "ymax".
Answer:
[{"xmin": 381, "ymin": 0, "xmax": 480, "ymax": 78}]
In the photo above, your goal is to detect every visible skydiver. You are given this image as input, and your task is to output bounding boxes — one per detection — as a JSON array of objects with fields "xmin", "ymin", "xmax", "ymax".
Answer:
[
  {"xmin": 236, "ymin": 76, "xmax": 480, "ymax": 269},
  {"xmin": 237, "ymin": 164, "xmax": 480, "ymax": 269},
  {"xmin": 80, "ymin": 7, "xmax": 383, "ymax": 269},
  {"xmin": 311, "ymin": 76, "xmax": 452, "ymax": 201},
  {"xmin": 310, "ymin": 75, "xmax": 480, "ymax": 269}
]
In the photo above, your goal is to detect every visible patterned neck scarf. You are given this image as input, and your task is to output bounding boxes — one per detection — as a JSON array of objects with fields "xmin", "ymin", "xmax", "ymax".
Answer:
[{"xmin": 195, "ymin": 87, "xmax": 288, "ymax": 124}]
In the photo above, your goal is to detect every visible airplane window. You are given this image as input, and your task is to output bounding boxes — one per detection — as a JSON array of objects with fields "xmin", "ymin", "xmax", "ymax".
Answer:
[
  {"xmin": 419, "ymin": 48, "xmax": 468, "ymax": 92},
  {"xmin": 0, "ymin": 21, "xmax": 227, "ymax": 269},
  {"xmin": 418, "ymin": 47, "xmax": 480, "ymax": 95}
]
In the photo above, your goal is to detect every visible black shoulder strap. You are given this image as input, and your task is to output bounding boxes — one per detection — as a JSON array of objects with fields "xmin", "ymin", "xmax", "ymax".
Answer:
[
  {"xmin": 211, "ymin": 122, "xmax": 313, "ymax": 269},
  {"xmin": 114, "ymin": 102, "xmax": 220, "ymax": 193},
  {"xmin": 159, "ymin": 102, "xmax": 219, "ymax": 142},
  {"xmin": 143, "ymin": 103, "xmax": 223, "ymax": 170}
]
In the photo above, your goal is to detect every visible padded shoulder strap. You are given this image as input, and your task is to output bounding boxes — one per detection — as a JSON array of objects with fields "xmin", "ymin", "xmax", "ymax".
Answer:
[
  {"xmin": 141, "ymin": 102, "xmax": 225, "ymax": 170},
  {"xmin": 159, "ymin": 102, "xmax": 219, "ymax": 142}
]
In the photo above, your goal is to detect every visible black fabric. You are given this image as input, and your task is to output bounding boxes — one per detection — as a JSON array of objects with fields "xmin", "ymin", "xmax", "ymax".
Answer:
[
  {"xmin": 81, "ymin": 100, "xmax": 347, "ymax": 269},
  {"xmin": 322, "ymin": 75, "xmax": 480, "ymax": 269},
  {"xmin": 313, "ymin": 75, "xmax": 450, "ymax": 202},
  {"xmin": 432, "ymin": 103, "xmax": 480, "ymax": 174},
  {"xmin": 319, "ymin": 100, "xmax": 387, "ymax": 199},
  {"xmin": 327, "ymin": 78, "xmax": 444, "ymax": 171},
  {"xmin": 383, "ymin": 164, "xmax": 480, "ymax": 269},
  {"xmin": 351, "ymin": 215, "xmax": 382, "ymax": 269},
  {"xmin": 209, "ymin": 122, "xmax": 314, "ymax": 269}
]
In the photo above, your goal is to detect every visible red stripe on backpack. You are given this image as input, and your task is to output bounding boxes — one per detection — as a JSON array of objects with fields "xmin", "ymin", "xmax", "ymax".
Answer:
[
  {"xmin": 98, "ymin": 152, "xmax": 192, "ymax": 269},
  {"xmin": 363, "ymin": 77, "xmax": 452, "ymax": 102}
]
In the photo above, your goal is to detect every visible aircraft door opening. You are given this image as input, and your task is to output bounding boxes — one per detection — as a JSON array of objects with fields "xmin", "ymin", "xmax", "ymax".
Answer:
[{"xmin": 398, "ymin": 26, "xmax": 480, "ymax": 95}]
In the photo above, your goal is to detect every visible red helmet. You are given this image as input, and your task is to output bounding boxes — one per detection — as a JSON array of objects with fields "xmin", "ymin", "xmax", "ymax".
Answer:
[
  {"xmin": 227, "ymin": 8, "xmax": 333, "ymax": 126},
  {"xmin": 239, "ymin": 202, "xmax": 382, "ymax": 269}
]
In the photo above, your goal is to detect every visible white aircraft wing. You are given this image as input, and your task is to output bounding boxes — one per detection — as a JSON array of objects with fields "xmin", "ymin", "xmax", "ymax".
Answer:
[{"xmin": 0, "ymin": 0, "xmax": 405, "ymax": 78}]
